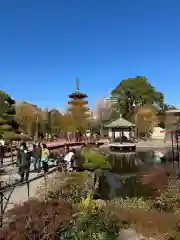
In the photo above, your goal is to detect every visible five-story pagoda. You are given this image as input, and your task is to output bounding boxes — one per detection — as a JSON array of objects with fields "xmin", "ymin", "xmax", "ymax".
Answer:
[{"xmin": 68, "ymin": 78, "xmax": 89, "ymax": 136}]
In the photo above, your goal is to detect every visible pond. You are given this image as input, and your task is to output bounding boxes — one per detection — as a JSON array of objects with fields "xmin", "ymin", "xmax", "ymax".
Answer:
[
  {"xmin": 53, "ymin": 146, "xmax": 174, "ymax": 200},
  {"xmin": 92, "ymin": 149, "xmax": 174, "ymax": 200}
]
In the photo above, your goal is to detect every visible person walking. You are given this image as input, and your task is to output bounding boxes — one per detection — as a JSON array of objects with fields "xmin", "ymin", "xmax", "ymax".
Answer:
[
  {"xmin": 32, "ymin": 143, "xmax": 37, "ymax": 171},
  {"xmin": 0, "ymin": 139, "xmax": 5, "ymax": 167},
  {"xmin": 16, "ymin": 142, "xmax": 21, "ymax": 166},
  {"xmin": 41, "ymin": 143, "xmax": 50, "ymax": 174},
  {"xmin": 32, "ymin": 142, "xmax": 42, "ymax": 172},
  {"xmin": 18, "ymin": 142, "xmax": 31, "ymax": 182}
]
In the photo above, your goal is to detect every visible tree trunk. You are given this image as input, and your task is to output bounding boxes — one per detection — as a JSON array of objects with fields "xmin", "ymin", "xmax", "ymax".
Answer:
[{"xmin": 28, "ymin": 123, "xmax": 32, "ymax": 138}]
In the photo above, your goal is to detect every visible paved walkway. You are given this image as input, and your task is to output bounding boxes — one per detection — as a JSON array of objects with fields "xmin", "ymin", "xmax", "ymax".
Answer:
[
  {"xmin": 3, "ymin": 170, "xmax": 57, "ymax": 214},
  {"xmin": 136, "ymin": 140, "xmax": 172, "ymax": 150},
  {"xmin": 1, "ymin": 159, "xmax": 55, "ymax": 184},
  {"xmin": 0, "ymin": 144, "xmax": 83, "ymax": 215}
]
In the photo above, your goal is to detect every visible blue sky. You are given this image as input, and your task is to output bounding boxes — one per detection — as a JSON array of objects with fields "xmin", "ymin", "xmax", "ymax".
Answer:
[{"xmin": 0, "ymin": 0, "xmax": 180, "ymax": 110}]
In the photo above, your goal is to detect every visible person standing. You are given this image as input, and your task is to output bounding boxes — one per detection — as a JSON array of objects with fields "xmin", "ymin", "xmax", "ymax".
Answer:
[
  {"xmin": 0, "ymin": 139, "xmax": 5, "ymax": 167},
  {"xmin": 32, "ymin": 142, "xmax": 42, "ymax": 172},
  {"xmin": 16, "ymin": 142, "xmax": 21, "ymax": 166},
  {"xmin": 41, "ymin": 143, "xmax": 50, "ymax": 174},
  {"xmin": 18, "ymin": 142, "xmax": 31, "ymax": 182},
  {"xmin": 64, "ymin": 148, "xmax": 75, "ymax": 171},
  {"xmin": 32, "ymin": 143, "xmax": 37, "ymax": 171}
]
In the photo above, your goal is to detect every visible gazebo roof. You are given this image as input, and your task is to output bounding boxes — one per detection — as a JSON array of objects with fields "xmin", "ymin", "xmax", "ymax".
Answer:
[{"xmin": 105, "ymin": 116, "xmax": 135, "ymax": 128}]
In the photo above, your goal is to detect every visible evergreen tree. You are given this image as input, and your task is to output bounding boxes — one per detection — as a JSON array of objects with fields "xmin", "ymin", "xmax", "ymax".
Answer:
[{"xmin": 0, "ymin": 90, "xmax": 26, "ymax": 141}]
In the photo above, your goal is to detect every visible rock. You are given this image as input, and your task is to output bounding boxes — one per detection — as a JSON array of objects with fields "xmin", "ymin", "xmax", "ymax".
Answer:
[
  {"xmin": 118, "ymin": 228, "xmax": 140, "ymax": 240},
  {"xmin": 140, "ymin": 236, "xmax": 156, "ymax": 240}
]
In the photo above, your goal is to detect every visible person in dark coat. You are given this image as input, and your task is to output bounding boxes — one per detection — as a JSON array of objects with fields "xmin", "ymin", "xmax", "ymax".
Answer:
[
  {"xmin": 18, "ymin": 142, "xmax": 31, "ymax": 182},
  {"xmin": 16, "ymin": 144, "xmax": 21, "ymax": 166},
  {"xmin": 0, "ymin": 140, "xmax": 5, "ymax": 167},
  {"xmin": 32, "ymin": 143, "xmax": 42, "ymax": 172}
]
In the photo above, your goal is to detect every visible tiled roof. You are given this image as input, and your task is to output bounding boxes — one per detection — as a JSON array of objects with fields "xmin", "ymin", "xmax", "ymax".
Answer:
[{"xmin": 104, "ymin": 117, "xmax": 135, "ymax": 128}]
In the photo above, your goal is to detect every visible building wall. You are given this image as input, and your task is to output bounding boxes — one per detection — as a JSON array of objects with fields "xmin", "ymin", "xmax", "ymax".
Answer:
[
  {"xmin": 151, "ymin": 127, "xmax": 165, "ymax": 140},
  {"xmin": 165, "ymin": 111, "xmax": 180, "ymax": 139}
]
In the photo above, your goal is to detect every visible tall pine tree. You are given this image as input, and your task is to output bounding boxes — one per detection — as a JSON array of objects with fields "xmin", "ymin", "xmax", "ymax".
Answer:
[{"xmin": 0, "ymin": 91, "xmax": 20, "ymax": 139}]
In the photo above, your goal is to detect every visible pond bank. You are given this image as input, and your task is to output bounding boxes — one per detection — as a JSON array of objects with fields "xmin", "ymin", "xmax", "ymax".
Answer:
[{"xmin": 1, "ymin": 170, "xmax": 180, "ymax": 239}]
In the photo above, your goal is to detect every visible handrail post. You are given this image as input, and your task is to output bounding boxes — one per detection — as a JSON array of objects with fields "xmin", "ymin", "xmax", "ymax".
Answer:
[
  {"xmin": 0, "ymin": 183, "xmax": 3, "ymax": 227},
  {"xmin": 176, "ymin": 131, "xmax": 180, "ymax": 167},
  {"xmin": 27, "ymin": 181, "xmax": 30, "ymax": 199},
  {"xmin": 171, "ymin": 131, "xmax": 174, "ymax": 166}
]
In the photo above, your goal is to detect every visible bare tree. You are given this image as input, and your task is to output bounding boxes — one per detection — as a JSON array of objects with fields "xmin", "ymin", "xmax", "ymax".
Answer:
[{"xmin": 93, "ymin": 99, "xmax": 112, "ymax": 136}]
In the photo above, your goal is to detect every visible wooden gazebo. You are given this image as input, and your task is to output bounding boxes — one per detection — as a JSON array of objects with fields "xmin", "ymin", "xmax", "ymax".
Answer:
[{"xmin": 104, "ymin": 116, "xmax": 136, "ymax": 152}]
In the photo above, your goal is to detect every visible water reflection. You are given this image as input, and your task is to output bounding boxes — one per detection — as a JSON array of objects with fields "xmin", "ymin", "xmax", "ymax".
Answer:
[
  {"xmin": 108, "ymin": 153, "xmax": 139, "ymax": 175},
  {"xmin": 73, "ymin": 147, "xmax": 172, "ymax": 200},
  {"xmin": 94, "ymin": 150, "xmax": 170, "ymax": 200}
]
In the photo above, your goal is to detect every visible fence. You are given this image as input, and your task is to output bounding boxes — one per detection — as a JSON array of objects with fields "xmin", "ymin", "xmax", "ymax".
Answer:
[
  {"xmin": 171, "ymin": 129, "xmax": 180, "ymax": 166},
  {"xmin": 0, "ymin": 166, "xmax": 58, "ymax": 227}
]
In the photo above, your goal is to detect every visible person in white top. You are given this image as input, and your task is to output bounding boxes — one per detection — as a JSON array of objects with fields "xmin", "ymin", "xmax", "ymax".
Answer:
[
  {"xmin": 0, "ymin": 139, "xmax": 5, "ymax": 146},
  {"xmin": 64, "ymin": 148, "xmax": 75, "ymax": 171}
]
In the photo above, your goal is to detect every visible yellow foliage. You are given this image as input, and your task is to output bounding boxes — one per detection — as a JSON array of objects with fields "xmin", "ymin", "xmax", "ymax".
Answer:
[
  {"xmin": 136, "ymin": 106, "xmax": 157, "ymax": 137},
  {"xmin": 79, "ymin": 191, "xmax": 101, "ymax": 212},
  {"xmin": 15, "ymin": 102, "xmax": 42, "ymax": 134}
]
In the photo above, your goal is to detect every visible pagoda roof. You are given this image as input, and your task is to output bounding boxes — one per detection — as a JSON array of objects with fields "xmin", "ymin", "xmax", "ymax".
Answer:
[
  {"xmin": 68, "ymin": 91, "xmax": 87, "ymax": 99},
  {"xmin": 105, "ymin": 116, "xmax": 135, "ymax": 128}
]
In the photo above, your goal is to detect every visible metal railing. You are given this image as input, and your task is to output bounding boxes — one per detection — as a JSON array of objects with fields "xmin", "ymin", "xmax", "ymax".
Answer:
[
  {"xmin": 171, "ymin": 129, "xmax": 180, "ymax": 166},
  {"xmin": 0, "ymin": 166, "xmax": 58, "ymax": 227}
]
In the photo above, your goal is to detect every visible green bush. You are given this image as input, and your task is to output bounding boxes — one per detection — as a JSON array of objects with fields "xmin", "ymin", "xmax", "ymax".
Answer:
[
  {"xmin": 56, "ymin": 204, "xmax": 121, "ymax": 239},
  {"xmin": 82, "ymin": 147, "xmax": 111, "ymax": 170},
  {"xmin": 109, "ymin": 197, "xmax": 153, "ymax": 210},
  {"xmin": 83, "ymin": 162, "xmax": 111, "ymax": 171},
  {"xmin": 47, "ymin": 171, "xmax": 93, "ymax": 203}
]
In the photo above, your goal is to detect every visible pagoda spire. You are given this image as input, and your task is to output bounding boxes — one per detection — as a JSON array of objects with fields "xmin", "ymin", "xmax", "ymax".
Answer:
[
  {"xmin": 76, "ymin": 77, "xmax": 80, "ymax": 92},
  {"xmin": 68, "ymin": 77, "xmax": 87, "ymax": 99}
]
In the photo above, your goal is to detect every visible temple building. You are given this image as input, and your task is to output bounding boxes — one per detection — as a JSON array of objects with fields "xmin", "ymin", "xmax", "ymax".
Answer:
[
  {"xmin": 68, "ymin": 77, "xmax": 88, "ymax": 107},
  {"xmin": 67, "ymin": 78, "xmax": 89, "ymax": 136}
]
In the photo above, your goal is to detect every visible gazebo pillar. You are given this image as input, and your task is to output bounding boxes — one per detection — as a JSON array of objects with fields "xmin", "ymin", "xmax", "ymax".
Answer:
[
  {"xmin": 120, "ymin": 128, "xmax": 123, "ymax": 144},
  {"xmin": 129, "ymin": 127, "xmax": 132, "ymax": 140},
  {"xmin": 122, "ymin": 128, "xmax": 124, "ymax": 137},
  {"xmin": 112, "ymin": 128, "xmax": 115, "ymax": 141}
]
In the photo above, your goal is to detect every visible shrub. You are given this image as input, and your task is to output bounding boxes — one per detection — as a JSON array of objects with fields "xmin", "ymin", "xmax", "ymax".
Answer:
[
  {"xmin": 82, "ymin": 147, "xmax": 111, "ymax": 170},
  {"xmin": 154, "ymin": 180, "xmax": 180, "ymax": 212},
  {"xmin": 137, "ymin": 164, "xmax": 173, "ymax": 198},
  {"xmin": 57, "ymin": 210, "xmax": 120, "ymax": 240},
  {"xmin": 83, "ymin": 162, "xmax": 111, "ymax": 171},
  {"xmin": 109, "ymin": 197, "xmax": 153, "ymax": 210},
  {"xmin": 56, "ymin": 193, "xmax": 122, "ymax": 240},
  {"xmin": 0, "ymin": 193, "xmax": 123, "ymax": 240},
  {"xmin": 47, "ymin": 171, "xmax": 93, "ymax": 203},
  {"xmin": 0, "ymin": 199, "xmax": 74, "ymax": 240}
]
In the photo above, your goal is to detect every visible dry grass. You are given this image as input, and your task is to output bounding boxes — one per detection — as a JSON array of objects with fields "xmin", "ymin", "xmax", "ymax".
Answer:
[
  {"xmin": 106, "ymin": 206, "xmax": 180, "ymax": 239},
  {"xmin": 105, "ymin": 164, "xmax": 179, "ymax": 239},
  {"xmin": 137, "ymin": 163, "xmax": 175, "ymax": 198}
]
